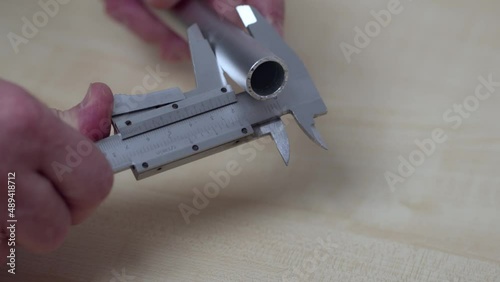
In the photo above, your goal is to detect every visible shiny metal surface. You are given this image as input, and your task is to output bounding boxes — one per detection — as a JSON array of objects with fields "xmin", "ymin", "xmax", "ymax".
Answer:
[{"xmin": 148, "ymin": 0, "xmax": 289, "ymax": 100}]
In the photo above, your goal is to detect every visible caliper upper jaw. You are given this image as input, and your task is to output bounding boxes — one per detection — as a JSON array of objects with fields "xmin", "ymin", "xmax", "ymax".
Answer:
[
  {"xmin": 110, "ymin": 24, "xmax": 236, "ymax": 140},
  {"xmin": 187, "ymin": 24, "xmax": 228, "ymax": 95},
  {"xmin": 236, "ymin": 5, "xmax": 328, "ymax": 150}
]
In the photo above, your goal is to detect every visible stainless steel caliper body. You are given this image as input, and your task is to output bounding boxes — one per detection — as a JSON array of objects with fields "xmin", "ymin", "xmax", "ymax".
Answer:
[{"xmin": 96, "ymin": 6, "xmax": 328, "ymax": 180}]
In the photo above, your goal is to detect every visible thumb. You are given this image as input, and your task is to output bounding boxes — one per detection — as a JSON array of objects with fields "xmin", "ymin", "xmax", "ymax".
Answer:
[{"xmin": 53, "ymin": 83, "xmax": 114, "ymax": 142}]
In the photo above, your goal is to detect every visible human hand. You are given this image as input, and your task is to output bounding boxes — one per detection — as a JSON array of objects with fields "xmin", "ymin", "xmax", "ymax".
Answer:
[
  {"xmin": 0, "ymin": 80, "xmax": 114, "ymax": 260},
  {"xmin": 104, "ymin": 0, "xmax": 285, "ymax": 61}
]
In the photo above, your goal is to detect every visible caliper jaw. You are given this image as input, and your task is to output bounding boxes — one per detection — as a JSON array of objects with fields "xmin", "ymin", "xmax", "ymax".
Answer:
[
  {"xmin": 110, "ymin": 25, "xmax": 236, "ymax": 140},
  {"xmin": 254, "ymin": 119, "xmax": 290, "ymax": 165},
  {"xmin": 187, "ymin": 23, "xmax": 227, "ymax": 95},
  {"xmin": 237, "ymin": 5, "xmax": 328, "ymax": 150}
]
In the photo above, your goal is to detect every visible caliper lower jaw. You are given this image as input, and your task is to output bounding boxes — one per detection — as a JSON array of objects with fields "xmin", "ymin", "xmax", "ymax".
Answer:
[
  {"xmin": 291, "ymin": 99, "xmax": 329, "ymax": 151},
  {"xmin": 254, "ymin": 118, "xmax": 291, "ymax": 165}
]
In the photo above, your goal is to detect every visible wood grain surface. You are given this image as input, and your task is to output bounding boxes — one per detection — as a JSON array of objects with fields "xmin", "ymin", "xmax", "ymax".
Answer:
[{"xmin": 0, "ymin": 0, "xmax": 499, "ymax": 281}]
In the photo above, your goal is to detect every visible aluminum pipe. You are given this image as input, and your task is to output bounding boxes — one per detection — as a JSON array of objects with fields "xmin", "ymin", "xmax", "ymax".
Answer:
[{"xmin": 148, "ymin": 0, "xmax": 288, "ymax": 100}]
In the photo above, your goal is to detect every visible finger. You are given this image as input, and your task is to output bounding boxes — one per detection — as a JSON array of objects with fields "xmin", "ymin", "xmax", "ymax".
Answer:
[
  {"xmin": 15, "ymin": 173, "xmax": 71, "ymax": 253},
  {"xmin": 145, "ymin": 0, "xmax": 181, "ymax": 9},
  {"xmin": 38, "ymin": 117, "xmax": 114, "ymax": 224},
  {"xmin": 206, "ymin": 0, "xmax": 245, "ymax": 26},
  {"xmin": 204, "ymin": 0, "xmax": 284, "ymax": 34},
  {"xmin": 246, "ymin": 0, "xmax": 285, "ymax": 34},
  {"xmin": 106, "ymin": 0, "xmax": 169, "ymax": 42},
  {"xmin": 104, "ymin": 0, "xmax": 189, "ymax": 61},
  {"xmin": 147, "ymin": 0, "xmax": 242, "ymax": 26},
  {"xmin": 0, "ymin": 79, "xmax": 114, "ymax": 225},
  {"xmin": 54, "ymin": 83, "xmax": 114, "ymax": 142}
]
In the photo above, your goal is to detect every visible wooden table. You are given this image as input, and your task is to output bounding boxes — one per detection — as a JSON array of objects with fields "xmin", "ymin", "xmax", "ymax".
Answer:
[{"xmin": 1, "ymin": 0, "xmax": 499, "ymax": 281}]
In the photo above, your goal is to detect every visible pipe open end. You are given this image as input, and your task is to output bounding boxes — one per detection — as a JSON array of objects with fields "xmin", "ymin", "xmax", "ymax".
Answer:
[{"xmin": 248, "ymin": 59, "xmax": 288, "ymax": 100}]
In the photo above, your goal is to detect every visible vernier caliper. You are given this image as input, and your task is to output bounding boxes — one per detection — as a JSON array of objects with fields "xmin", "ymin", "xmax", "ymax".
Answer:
[{"xmin": 97, "ymin": 2, "xmax": 328, "ymax": 180}]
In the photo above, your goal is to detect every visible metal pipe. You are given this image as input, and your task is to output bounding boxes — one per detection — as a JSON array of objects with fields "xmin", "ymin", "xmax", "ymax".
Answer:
[{"xmin": 147, "ymin": 0, "xmax": 288, "ymax": 101}]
